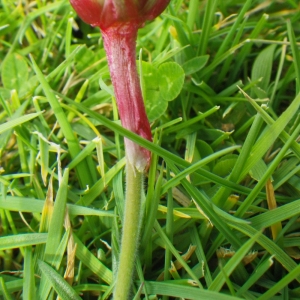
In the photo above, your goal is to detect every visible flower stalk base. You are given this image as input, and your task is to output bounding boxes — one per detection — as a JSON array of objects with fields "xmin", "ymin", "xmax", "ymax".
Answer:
[{"xmin": 113, "ymin": 162, "xmax": 144, "ymax": 300}]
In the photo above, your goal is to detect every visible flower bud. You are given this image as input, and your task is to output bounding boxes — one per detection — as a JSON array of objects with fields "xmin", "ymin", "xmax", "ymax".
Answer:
[{"xmin": 70, "ymin": 0, "xmax": 170, "ymax": 29}]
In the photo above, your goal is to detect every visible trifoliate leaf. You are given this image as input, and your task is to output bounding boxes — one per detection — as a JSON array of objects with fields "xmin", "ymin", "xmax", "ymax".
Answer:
[{"xmin": 158, "ymin": 62, "xmax": 185, "ymax": 101}]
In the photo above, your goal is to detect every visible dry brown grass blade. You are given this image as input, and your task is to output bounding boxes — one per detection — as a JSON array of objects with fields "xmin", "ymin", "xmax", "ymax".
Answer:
[{"xmin": 266, "ymin": 179, "xmax": 282, "ymax": 241}]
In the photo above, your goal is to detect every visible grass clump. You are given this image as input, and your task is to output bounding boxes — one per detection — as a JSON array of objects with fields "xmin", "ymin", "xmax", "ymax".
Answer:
[{"xmin": 1, "ymin": 0, "xmax": 300, "ymax": 299}]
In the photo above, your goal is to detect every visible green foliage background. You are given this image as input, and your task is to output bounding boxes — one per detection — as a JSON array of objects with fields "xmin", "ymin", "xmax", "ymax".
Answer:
[{"xmin": 1, "ymin": 0, "xmax": 300, "ymax": 299}]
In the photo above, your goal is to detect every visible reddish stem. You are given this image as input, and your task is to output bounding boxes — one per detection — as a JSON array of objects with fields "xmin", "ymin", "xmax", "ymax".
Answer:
[{"xmin": 101, "ymin": 23, "xmax": 152, "ymax": 171}]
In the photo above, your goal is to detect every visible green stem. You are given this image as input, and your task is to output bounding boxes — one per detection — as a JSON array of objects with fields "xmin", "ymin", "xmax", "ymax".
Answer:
[{"xmin": 114, "ymin": 162, "xmax": 144, "ymax": 300}]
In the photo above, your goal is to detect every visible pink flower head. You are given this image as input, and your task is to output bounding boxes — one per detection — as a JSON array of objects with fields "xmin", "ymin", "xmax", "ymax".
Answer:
[{"xmin": 70, "ymin": 0, "xmax": 170, "ymax": 29}]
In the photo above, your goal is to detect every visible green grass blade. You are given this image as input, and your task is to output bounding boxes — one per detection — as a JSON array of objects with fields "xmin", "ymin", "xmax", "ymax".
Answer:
[
  {"xmin": 197, "ymin": 0, "xmax": 218, "ymax": 56},
  {"xmin": 189, "ymin": 225, "xmax": 213, "ymax": 286},
  {"xmin": 213, "ymin": 113, "xmax": 263, "ymax": 207},
  {"xmin": 142, "ymin": 281, "xmax": 243, "ymax": 300},
  {"xmin": 39, "ymin": 231, "xmax": 71, "ymax": 300},
  {"xmin": 78, "ymin": 158, "xmax": 126, "ymax": 206},
  {"xmin": 250, "ymin": 199, "xmax": 300, "ymax": 230},
  {"xmin": 164, "ymin": 162, "xmax": 242, "ymax": 249},
  {"xmin": 23, "ymin": 246, "xmax": 36, "ymax": 300},
  {"xmin": 187, "ymin": 0, "xmax": 199, "ymax": 30},
  {"xmin": 43, "ymin": 169, "xmax": 69, "ymax": 262},
  {"xmin": 0, "ymin": 279, "xmax": 23, "ymax": 297},
  {"xmin": 0, "ymin": 233, "xmax": 48, "ymax": 250},
  {"xmin": 239, "ymin": 90, "xmax": 300, "ymax": 180},
  {"xmin": 0, "ymin": 277, "xmax": 13, "ymax": 300},
  {"xmin": 240, "ymin": 89, "xmax": 300, "ymax": 159},
  {"xmin": 142, "ymin": 163, "xmax": 164, "ymax": 246},
  {"xmin": 73, "ymin": 234, "xmax": 113, "ymax": 284},
  {"xmin": 38, "ymin": 260, "xmax": 81, "ymax": 300},
  {"xmin": 0, "ymin": 196, "xmax": 115, "ymax": 217},
  {"xmin": 209, "ymin": 231, "xmax": 261, "ymax": 292},
  {"xmin": 236, "ymin": 256, "xmax": 274, "ymax": 297},
  {"xmin": 0, "ymin": 112, "xmax": 42, "ymax": 134},
  {"xmin": 237, "ymin": 121, "xmax": 300, "ymax": 217},
  {"xmin": 229, "ymin": 223, "xmax": 300, "ymax": 282},
  {"xmin": 287, "ymin": 19, "xmax": 300, "ymax": 93},
  {"xmin": 153, "ymin": 220, "xmax": 202, "ymax": 287},
  {"xmin": 230, "ymin": 14, "xmax": 269, "ymax": 82},
  {"xmin": 258, "ymin": 262, "xmax": 300, "ymax": 300},
  {"xmin": 161, "ymin": 145, "xmax": 241, "ymax": 195},
  {"xmin": 215, "ymin": 0, "xmax": 252, "ymax": 59}
]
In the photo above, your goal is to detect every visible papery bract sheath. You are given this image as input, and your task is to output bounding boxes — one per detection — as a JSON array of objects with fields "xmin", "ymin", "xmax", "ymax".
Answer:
[
  {"xmin": 101, "ymin": 23, "xmax": 152, "ymax": 170},
  {"xmin": 70, "ymin": 0, "xmax": 169, "ymax": 170}
]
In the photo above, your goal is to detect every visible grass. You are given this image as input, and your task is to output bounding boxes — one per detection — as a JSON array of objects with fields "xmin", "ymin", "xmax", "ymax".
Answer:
[{"xmin": 1, "ymin": 0, "xmax": 300, "ymax": 299}]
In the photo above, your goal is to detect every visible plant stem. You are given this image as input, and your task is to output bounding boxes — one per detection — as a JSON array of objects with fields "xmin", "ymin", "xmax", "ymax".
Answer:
[
  {"xmin": 101, "ymin": 23, "xmax": 152, "ymax": 172},
  {"xmin": 101, "ymin": 21, "xmax": 152, "ymax": 299},
  {"xmin": 114, "ymin": 162, "xmax": 144, "ymax": 300}
]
